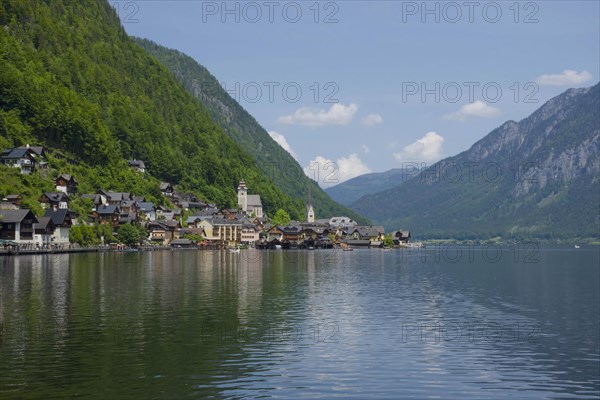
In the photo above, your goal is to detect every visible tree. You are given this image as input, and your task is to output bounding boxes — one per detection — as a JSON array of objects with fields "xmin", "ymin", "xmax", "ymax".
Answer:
[
  {"xmin": 383, "ymin": 233, "xmax": 394, "ymax": 247},
  {"xmin": 271, "ymin": 209, "xmax": 291, "ymax": 226},
  {"xmin": 118, "ymin": 223, "xmax": 141, "ymax": 247},
  {"xmin": 183, "ymin": 233, "xmax": 203, "ymax": 243}
]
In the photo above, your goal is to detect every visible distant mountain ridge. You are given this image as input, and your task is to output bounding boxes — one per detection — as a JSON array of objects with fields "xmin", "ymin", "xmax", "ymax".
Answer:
[
  {"xmin": 325, "ymin": 168, "xmax": 418, "ymax": 206},
  {"xmin": 351, "ymin": 84, "xmax": 600, "ymax": 239}
]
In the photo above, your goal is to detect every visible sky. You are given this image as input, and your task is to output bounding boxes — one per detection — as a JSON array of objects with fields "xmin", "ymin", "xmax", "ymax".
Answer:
[{"xmin": 112, "ymin": 0, "xmax": 600, "ymax": 187}]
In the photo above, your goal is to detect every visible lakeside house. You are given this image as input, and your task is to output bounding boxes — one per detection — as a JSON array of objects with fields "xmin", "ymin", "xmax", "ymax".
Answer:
[
  {"xmin": 0, "ymin": 209, "xmax": 38, "ymax": 242},
  {"xmin": 44, "ymin": 208, "xmax": 72, "ymax": 244}
]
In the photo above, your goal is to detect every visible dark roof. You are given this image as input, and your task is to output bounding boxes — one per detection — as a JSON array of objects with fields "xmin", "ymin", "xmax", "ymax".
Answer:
[
  {"xmin": 96, "ymin": 205, "xmax": 120, "ymax": 215},
  {"xmin": 170, "ymin": 238, "xmax": 193, "ymax": 246},
  {"xmin": 41, "ymin": 192, "xmax": 69, "ymax": 202},
  {"xmin": 106, "ymin": 192, "xmax": 131, "ymax": 202},
  {"xmin": 56, "ymin": 174, "xmax": 77, "ymax": 183},
  {"xmin": 5, "ymin": 194, "xmax": 21, "ymax": 200},
  {"xmin": 159, "ymin": 182, "xmax": 173, "ymax": 191},
  {"xmin": 18, "ymin": 146, "xmax": 44, "ymax": 156},
  {"xmin": 34, "ymin": 217, "xmax": 53, "ymax": 231},
  {"xmin": 211, "ymin": 218, "xmax": 242, "ymax": 226},
  {"xmin": 1, "ymin": 148, "xmax": 32, "ymax": 160},
  {"xmin": 0, "ymin": 209, "xmax": 38, "ymax": 223},
  {"xmin": 136, "ymin": 202, "xmax": 155, "ymax": 212},
  {"xmin": 43, "ymin": 208, "xmax": 71, "ymax": 226}
]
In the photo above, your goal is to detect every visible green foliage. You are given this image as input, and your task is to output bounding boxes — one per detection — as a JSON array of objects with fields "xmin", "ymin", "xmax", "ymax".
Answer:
[
  {"xmin": 271, "ymin": 209, "xmax": 291, "ymax": 227},
  {"xmin": 94, "ymin": 223, "xmax": 117, "ymax": 244},
  {"xmin": 183, "ymin": 233, "xmax": 203, "ymax": 243},
  {"xmin": 69, "ymin": 225, "xmax": 99, "ymax": 246},
  {"xmin": 0, "ymin": 165, "xmax": 53, "ymax": 215},
  {"xmin": 117, "ymin": 223, "xmax": 141, "ymax": 247},
  {"xmin": 383, "ymin": 234, "xmax": 394, "ymax": 247},
  {"xmin": 70, "ymin": 197, "xmax": 94, "ymax": 223},
  {"xmin": 0, "ymin": 0, "xmax": 307, "ymax": 214}
]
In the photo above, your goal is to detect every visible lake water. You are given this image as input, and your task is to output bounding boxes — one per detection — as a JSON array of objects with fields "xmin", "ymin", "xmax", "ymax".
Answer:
[{"xmin": 0, "ymin": 246, "xmax": 598, "ymax": 399}]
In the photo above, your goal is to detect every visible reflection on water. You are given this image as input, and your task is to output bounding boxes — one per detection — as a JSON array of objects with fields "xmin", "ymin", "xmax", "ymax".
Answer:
[{"xmin": 0, "ymin": 247, "xmax": 598, "ymax": 399}]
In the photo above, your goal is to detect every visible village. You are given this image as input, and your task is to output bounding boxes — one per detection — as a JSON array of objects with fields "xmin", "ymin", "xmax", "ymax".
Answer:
[{"xmin": 0, "ymin": 145, "xmax": 412, "ymax": 253}]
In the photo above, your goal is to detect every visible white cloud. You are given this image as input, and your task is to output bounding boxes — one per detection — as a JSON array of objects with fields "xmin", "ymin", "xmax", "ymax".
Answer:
[
  {"xmin": 362, "ymin": 144, "xmax": 370, "ymax": 154},
  {"xmin": 394, "ymin": 132, "xmax": 444, "ymax": 163},
  {"xmin": 304, "ymin": 153, "xmax": 371, "ymax": 188},
  {"xmin": 268, "ymin": 131, "xmax": 298, "ymax": 159},
  {"xmin": 361, "ymin": 113, "xmax": 383, "ymax": 126},
  {"xmin": 277, "ymin": 103, "xmax": 358, "ymax": 127},
  {"xmin": 444, "ymin": 100, "xmax": 501, "ymax": 121},
  {"xmin": 535, "ymin": 70, "xmax": 592, "ymax": 86}
]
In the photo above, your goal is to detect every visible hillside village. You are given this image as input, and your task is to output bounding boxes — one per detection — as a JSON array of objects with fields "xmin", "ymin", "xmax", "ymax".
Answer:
[{"xmin": 0, "ymin": 145, "xmax": 411, "ymax": 252}]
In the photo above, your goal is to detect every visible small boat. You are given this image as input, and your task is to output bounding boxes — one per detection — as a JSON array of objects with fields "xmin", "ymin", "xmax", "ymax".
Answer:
[
  {"xmin": 343, "ymin": 247, "xmax": 353, "ymax": 251},
  {"xmin": 574, "ymin": 245, "xmax": 581, "ymax": 249},
  {"xmin": 383, "ymin": 247, "xmax": 393, "ymax": 251}
]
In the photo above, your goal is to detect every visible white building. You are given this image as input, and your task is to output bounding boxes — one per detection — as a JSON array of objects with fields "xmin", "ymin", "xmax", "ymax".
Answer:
[
  {"xmin": 306, "ymin": 187, "xmax": 315, "ymax": 223},
  {"xmin": 237, "ymin": 180, "xmax": 263, "ymax": 218}
]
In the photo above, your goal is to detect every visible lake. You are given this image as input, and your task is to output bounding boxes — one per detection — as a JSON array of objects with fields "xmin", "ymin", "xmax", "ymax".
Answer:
[{"xmin": 1, "ymin": 246, "xmax": 598, "ymax": 399}]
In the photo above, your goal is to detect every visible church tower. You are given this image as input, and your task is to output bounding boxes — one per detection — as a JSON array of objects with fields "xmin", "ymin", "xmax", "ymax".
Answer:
[
  {"xmin": 306, "ymin": 186, "xmax": 315, "ymax": 223},
  {"xmin": 237, "ymin": 180, "xmax": 248, "ymax": 212}
]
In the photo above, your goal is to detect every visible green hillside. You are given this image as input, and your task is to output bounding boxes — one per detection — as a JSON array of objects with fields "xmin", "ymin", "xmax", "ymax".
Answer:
[
  {"xmin": 0, "ymin": 0, "xmax": 304, "ymax": 216},
  {"xmin": 134, "ymin": 38, "xmax": 368, "ymax": 223}
]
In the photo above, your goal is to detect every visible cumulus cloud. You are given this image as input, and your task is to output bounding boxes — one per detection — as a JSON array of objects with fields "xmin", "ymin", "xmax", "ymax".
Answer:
[
  {"xmin": 394, "ymin": 132, "xmax": 444, "ymax": 163},
  {"xmin": 361, "ymin": 113, "xmax": 383, "ymax": 126},
  {"xmin": 277, "ymin": 103, "xmax": 358, "ymax": 127},
  {"xmin": 304, "ymin": 153, "xmax": 371, "ymax": 188},
  {"xmin": 268, "ymin": 131, "xmax": 298, "ymax": 159},
  {"xmin": 444, "ymin": 100, "xmax": 501, "ymax": 121},
  {"xmin": 535, "ymin": 70, "xmax": 592, "ymax": 86}
]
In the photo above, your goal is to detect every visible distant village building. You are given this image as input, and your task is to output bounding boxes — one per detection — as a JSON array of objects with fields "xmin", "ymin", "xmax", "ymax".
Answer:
[
  {"xmin": 237, "ymin": 180, "xmax": 263, "ymax": 218},
  {"xmin": 127, "ymin": 159, "xmax": 146, "ymax": 173},
  {"xmin": 39, "ymin": 192, "xmax": 69, "ymax": 210},
  {"xmin": 1, "ymin": 147, "xmax": 37, "ymax": 174},
  {"xmin": 159, "ymin": 182, "xmax": 174, "ymax": 197},
  {"xmin": 328, "ymin": 216, "xmax": 356, "ymax": 228},
  {"xmin": 306, "ymin": 187, "xmax": 315, "ymax": 223},
  {"xmin": 3, "ymin": 195, "xmax": 22, "ymax": 207},
  {"xmin": 55, "ymin": 174, "xmax": 78, "ymax": 195}
]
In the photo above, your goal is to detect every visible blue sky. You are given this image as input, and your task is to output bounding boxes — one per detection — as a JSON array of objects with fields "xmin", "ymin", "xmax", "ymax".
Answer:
[{"xmin": 113, "ymin": 0, "xmax": 599, "ymax": 187}]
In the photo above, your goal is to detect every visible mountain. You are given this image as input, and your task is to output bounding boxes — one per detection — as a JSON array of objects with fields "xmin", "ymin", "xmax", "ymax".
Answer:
[
  {"xmin": 351, "ymin": 84, "xmax": 600, "ymax": 240},
  {"xmin": 134, "ymin": 38, "xmax": 368, "ymax": 223},
  {"xmin": 325, "ymin": 168, "xmax": 419, "ymax": 206},
  {"xmin": 0, "ymin": 0, "xmax": 357, "ymax": 220}
]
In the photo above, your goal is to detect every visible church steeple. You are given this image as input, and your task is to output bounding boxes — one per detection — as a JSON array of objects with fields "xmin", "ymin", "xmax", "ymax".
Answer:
[
  {"xmin": 237, "ymin": 180, "xmax": 248, "ymax": 212},
  {"xmin": 306, "ymin": 186, "xmax": 315, "ymax": 223}
]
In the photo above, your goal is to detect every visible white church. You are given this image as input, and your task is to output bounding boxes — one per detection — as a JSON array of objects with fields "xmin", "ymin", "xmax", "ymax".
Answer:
[{"xmin": 237, "ymin": 180, "xmax": 263, "ymax": 218}]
